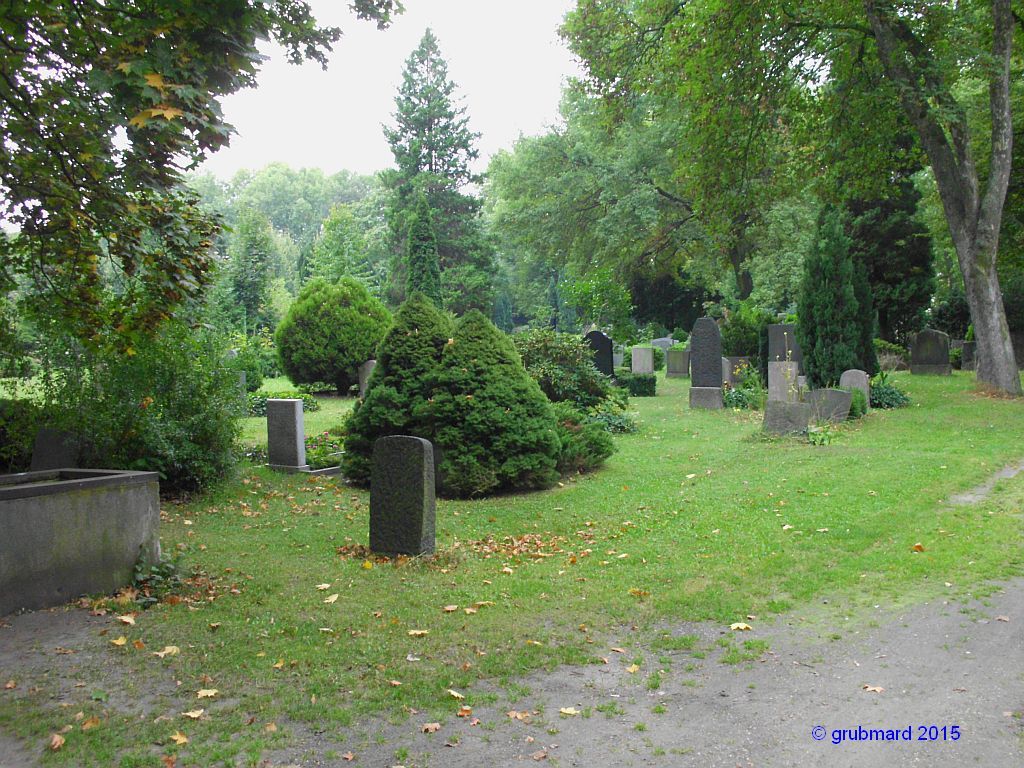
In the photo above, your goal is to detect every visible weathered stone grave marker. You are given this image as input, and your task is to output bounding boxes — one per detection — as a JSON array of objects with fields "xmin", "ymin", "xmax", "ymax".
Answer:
[
  {"xmin": 911, "ymin": 329, "xmax": 952, "ymax": 375},
  {"xmin": 689, "ymin": 317, "xmax": 723, "ymax": 409},
  {"xmin": 370, "ymin": 436, "xmax": 436, "ymax": 556},
  {"xmin": 358, "ymin": 359, "xmax": 377, "ymax": 397},
  {"xmin": 763, "ymin": 400, "xmax": 811, "ymax": 435},
  {"xmin": 631, "ymin": 346, "xmax": 654, "ymax": 374},
  {"xmin": 767, "ymin": 323, "xmax": 803, "ymax": 372},
  {"xmin": 767, "ymin": 362, "xmax": 800, "ymax": 403},
  {"xmin": 807, "ymin": 389, "xmax": 853, "ymax": 423},
  {"xmin": 839, "ymin": 369, "xmax": 870, "ymax": 409},
  {"xmin": 267, "ymin": 399, "xmax": 309, "ymax": 472},
  {"xmin": 666, "ymin": 347, "xmax": 689, "ymax": 378}
]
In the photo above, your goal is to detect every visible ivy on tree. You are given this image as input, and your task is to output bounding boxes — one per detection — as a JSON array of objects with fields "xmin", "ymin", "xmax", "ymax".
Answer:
[{"xmin": 0, "ymin": 0, "xmax": 400, "ymax": 346}]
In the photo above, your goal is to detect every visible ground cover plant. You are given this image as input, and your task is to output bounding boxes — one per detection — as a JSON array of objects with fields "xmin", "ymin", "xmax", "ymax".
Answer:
[{"xmin": 1, "ymin": 372, "xmax": 1023, "ymax": 766}]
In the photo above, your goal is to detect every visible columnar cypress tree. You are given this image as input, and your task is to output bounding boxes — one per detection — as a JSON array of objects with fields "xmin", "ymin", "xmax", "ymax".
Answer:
[
  {"xmin": 405, "ymin": 194, "xmax": 443, "ymax": 307},
  {"xmin": 851, "ymin": 254, "xmax": 880, "ymax": 375},
  {"xmin": 797, "ymin": 206, "xmax": 860, "ymax": 388}
]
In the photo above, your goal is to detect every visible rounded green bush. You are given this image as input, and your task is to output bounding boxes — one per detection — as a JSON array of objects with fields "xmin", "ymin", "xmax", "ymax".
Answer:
[
  {"xmin": 551, "ymin": 402, "xmax": 615, "ymax": 474},
  {"xmin": 513, "ymin": 329, "xmax": 615, "ymax": 409},
  {"xmin": 275, "ymin": 277, "xmax": 391, "ymax": 394}
]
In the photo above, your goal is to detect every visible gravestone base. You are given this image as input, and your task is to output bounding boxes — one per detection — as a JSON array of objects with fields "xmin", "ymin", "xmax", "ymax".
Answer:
[
  {"xmin": 911, "ymin": 363, "xmax": 952, "ymax": 376},
  {"xmin": 689, "ymin": 387, "xmax": 724, "ymax": 410},
  {"xmin": 763, "ymin": 400, "xmax": 811, "ymax": 435},
  {"xmin": 268, "ymin": 462, "xmax": 312, "ymax": 473}
]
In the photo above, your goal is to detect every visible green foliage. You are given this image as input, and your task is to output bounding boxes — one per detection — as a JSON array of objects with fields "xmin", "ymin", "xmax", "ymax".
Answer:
[
  {"xmin": 307, "ymin": 203, "xmax": 376, "ymax": 290},
  {"xmin": 0, "ymin": 1, "xmax": 398, "ymax": 345},
  {"xmin": 721, "ymin": 304, "xmax": 772, "ymax": 359},
  {"xmin": 405, "ymin": 194, "xmax": 443, "ymax": 306},
  {"xmin": 723, "ymin": 361, "xmax": 766, "ymax": 410},
  {"xmin": 869, "ymin": 370, "xmax": 910, "ymax": 409},
  {"xmin": 587, "ymin": 393, "xmax": 637, "ymax": 434},
  {"xmin": 226, "ymin": 208, "xmax": 274, "ymax": 332},
  {"xmin": 559, "ymin": 266, "xmax": 635, "ymax": 343},
  {"xmin": 275, "ymin": 278, "xmax": 391, "ymax": 393},
  {"xmin": 304, "ymin": 431, "xmax": 344, "ymax": 470},
  {"xmin": 797, "ymin": 207, "xmax": 861, "ymax": 388},
  {"xmin": 929, "ymin": 286, "xmax": 971, "ymax": 340},
  {"xmin": 550, "ymin": 402, "xmax": 615, "ymax": 475},
  {"xmin": 246, "ymin": 391, "xmax": 320, "ymax": 418},
  {"xmin": 431, "ymin": 311, "xmax": 561, "ymax": 498},
  {"xmin": 132, "ymin": 553, "xmax": 184, "ymax": 610},
  {"xmin": 223, "ymin": 334, "xmax": 265, "ymax": 393},
  {"xmin": 873, "ymin": 338, "xmax": 908, "ymax": 360},
  {"xmin": 949, "ymin": 346, "xmax": 963, "ymax": 370},
  {"xmin": 848, "ymin": 388, "xmax": 868, "ymax": 419},
  {"xmin": 614, "ymin": 369, "xmax": 656, "ymax": 397},
  {"xmin": 850, "ymin": 254, "xmax": 880, "ymax": 376},
  {"xmin": 512, "ymin": 329, "xmax": 616, "ymax": 410},
  {"xmin": 0, "ymin": 398, "xmax": 43, "ymax": 473},
  {"xmin": 342, "ymin": 294, "xmax": 455, "ymax": 485},
  {"xmin": 33, "ymin": 319, "xmax": 240, "ymax": 491},
  {"xmin": 807, "ymin": 423, "xmax": 837, "ymax": 446}
]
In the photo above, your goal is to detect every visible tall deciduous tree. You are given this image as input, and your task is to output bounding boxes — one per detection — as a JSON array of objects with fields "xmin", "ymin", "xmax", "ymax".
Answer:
[
  {"xmin": 227, "ymin": 209, "xmax": 274, "ymax": 333},
  {"xmin": 0, "ymin": 0, "xmax": 401, "ymax": 346},
  {"xmin": 383, "ymin": 28, "xmax": 494, "ymax": 313}
]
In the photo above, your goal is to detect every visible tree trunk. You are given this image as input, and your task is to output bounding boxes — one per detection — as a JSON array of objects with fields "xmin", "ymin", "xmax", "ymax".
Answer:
[{"xmin": 864, "ymin": 0, "xmax": 1020, "ymax": 394}]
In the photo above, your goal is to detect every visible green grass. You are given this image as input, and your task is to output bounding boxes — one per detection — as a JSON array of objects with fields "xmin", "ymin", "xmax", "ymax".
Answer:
[
  {"xmin": 238, "ymin": 376, "xmax": 355, "ymax": 446},
  {"xmin": 3, "ymin": 371, "xmax": 1024, "ymax": 766}
]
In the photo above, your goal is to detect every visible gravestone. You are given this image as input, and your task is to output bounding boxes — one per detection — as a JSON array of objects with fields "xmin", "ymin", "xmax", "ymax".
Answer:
[
  {"xmin": 806, "ymin": 389, "xmax": 853, "ymax": 423},
  {"xmin": 585, "ymin": 331, "xmax": 614, "ymax": 377},
  {"xmin": 651, "ymin": 337, "xmax": 675, "ymax": 354},
  {"xmin": 689, "ymin": 317, "xmax": 724, "ymax": 409},
  {"xmin": 767, "ymin": 362, "xmax": 800, "ymax": 403},
  {"xmin": 721, "ymin": 357, "xmax": 732, "ymax": 387},
  {"xmin": 613, "ymin": 346, "xmax": 624, "ymax": 368},
  {"xmin": 797, "ymin": 375, "xmax": 807, "ymax": 392},
  {"xmin": 631, "ymin": 346, "xmax": 654, "ymax": 374},
  {"xmin": 666, "ymin": 348, "xmax": 689, "ymax": 378},
  {"xmin": 358, "ymin": 359, "xmax": 377, "ymax": 397},
  {"xmin": 763, "ymin": 400, "xmax": 811, "ymax": 435},
  {"xmin": 266, "ymin": 399, "xmax": 309, "ymax": 472},
  {"xmin": 29, "ymin": 428, "xmax": 80, "ymax": 471},
  {"xmin": 961, "ymin": 341, "xmax": 976, "ymax": 371},
  {"xmin": 370, "ymin": 436, "xmax": 435, "ymax": 556},
  {"xmin": 767, "ymin": 324, "xmax": 803, "ymax": 373},
  {"xmin": 839, "ymin": 369, "xmax": 870, "ymax": 409},
  {"xmin": 911, "ymin": 328, "xmax": 952, "ymax": 375}
]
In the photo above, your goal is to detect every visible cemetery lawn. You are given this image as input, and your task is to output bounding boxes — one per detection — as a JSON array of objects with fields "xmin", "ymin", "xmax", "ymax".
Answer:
[{"xmin": 3, "ymin": 372, "xmax": 1024, "ymax": 766}]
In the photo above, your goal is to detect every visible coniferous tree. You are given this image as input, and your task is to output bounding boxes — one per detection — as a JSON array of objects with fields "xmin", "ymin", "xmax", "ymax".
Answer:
[
  {"xmin": 797, "ymin": 206, "xmax": 860, "ymax": 388},
  {"xmin": 404, "ymin": 194, "xmax": 443, "ymax": 306},
  {"xmin": 851, "ymin": 255, "xmax": 880, "ymax": 375},
  {"xmin": 227, "ymin": 208, "xmax": 275, "ymax": 333},
  {"xmin": 383, "ymin": 29, "xmax": 495, "ymax": 313}
]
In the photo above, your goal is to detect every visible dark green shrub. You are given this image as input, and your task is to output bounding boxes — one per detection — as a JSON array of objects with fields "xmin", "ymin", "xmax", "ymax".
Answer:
[
  {"xmin": 723, "ymin": 385, "xmax": 754, "ymax": 409},
  {"xmin": 0, "ymin": 398, "xmax": 43, "ymax": 473},
  {"xmin": 869, "ymin": 371, "xmax": 910, "ymax": 409},
  {"xmin": 246, "ymin": 391, "xmax": 321, "ymax": 417},
  {"xmin": 721, "ymin": 305, "xmax": 770, "ymax": 357},
  {"xmin": 431, "ymin": 310, "xmax": 560, "ymax": 498},
  {"xmin": 305, "ymin": 431, "xmax": 344, "ymax": 470},
  {"xmin": 276, "ymin": 277, "xmax": 391, "ymax": 394},
  {"xmin": 588, "ymin": 395, "xmax": 638, "ymax": 433},
  {"xmin": 342, "ymin": 294, "xmax": 454, "ymax": 485},
  {"xmin": 35, "ymin": 321, "xmax": 240, "ymax": 491},
  {"xmin": 405, "ymin": 193, "xmax": 443, "ymax": 307},
  {"xmin": 551, "ymin": 402, "xmax": 615, "ymax": 474},
  {"xmin": 224, "ymin": 333, "xmax": 264, "ymax": 392},
  {"xmin": 513, "ymin": 329, "xmax": 615, "ymax": 409},
  {"xmin": 848, "ymin": 388, "xmax": 868, "ymax": 419},
  {"xmin": 851, "ymin": 255, "xmax": 880, "ymax": 375},
  {"xmin": 949, "ymin": 346, "xmax": 963, "ymax": 369},
  {"xmin": 614, "ymin": 368, "xmax": 656, "ymax": 397},
  {"xmin": 295, "ymin": 381, "xmax": 336, "ymax": 395}
]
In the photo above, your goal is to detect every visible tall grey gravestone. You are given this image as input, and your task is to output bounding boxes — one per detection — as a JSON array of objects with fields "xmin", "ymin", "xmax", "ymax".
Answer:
[
  {"xmin": 689, "ymin": 317, "xmax": 724, "ymax": 409},
  {"xmin": 767, "ymin": 324, "xmax": 803, "ymax": 373},
  {"xmin": 961, "ymin": 341, "xmax": 976, "ymax": 371},
  {"xmin": 358, "ymin": 359, "xmax": 377, "ymax": 397},
  {"xmin": 911, "ymin": 329, "xmax": 952, "ymax": 375},
  {"xmin": 267, "ymin": 399, "xmax": 309, "ymax": 472},
  {"xmin": 839, "ymin": 369, "xmax": 870, "ymax": 409},
  {"xmin": 370, "ymin": 436, "xmax": 436, "ymax": 556},
  {"xmin": 768, "ymin": 362, "xmax": 800, "ymax": 403},
  {"xmin": 631, "ymin": 346, "xmax": 654, "ymax": 374},
  {"xmin": 585, "ymin": 331, "xmax": 614, "ymax": 377},
  {"xmin": 666, "ymin": 348, "xmax": 689, "ymax": 378}
]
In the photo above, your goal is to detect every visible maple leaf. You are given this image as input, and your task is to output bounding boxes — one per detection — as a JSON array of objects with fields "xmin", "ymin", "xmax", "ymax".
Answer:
[
  {"xmin": 170, "ymin": 731, "xmax": 188, "ymax": 746},
  {"xmin": 143, "ymin": 73, "xmax": 166, "ymax": 89},
  {"xmin": 506, "ymin": 710, "xmax": 531, "ymax": 722},
  {"xmin": 128, "ymin": 111, "xmax": 149, "ymax": 129}
]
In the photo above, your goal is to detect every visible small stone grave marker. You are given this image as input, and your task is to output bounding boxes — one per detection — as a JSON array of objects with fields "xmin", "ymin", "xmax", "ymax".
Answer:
[
  {"xmin": 911, "ymin": 329, "xmax": 952, "ymax": 375},
  {"xmin": 631, "ymin": 346, "xmax": 654, "ymax": 374},
  {"xmin": 370, "ymin": 436, "xmax": 436, "ymax": 556},
  {"xmin": 267, "ymin": 399, "xmax": 309, "ymax": 472}
]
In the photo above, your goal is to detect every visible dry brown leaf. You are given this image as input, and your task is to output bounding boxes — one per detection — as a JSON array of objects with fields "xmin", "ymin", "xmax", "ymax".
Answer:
[
  {"xmin": 264, "ymin": 722, "xmax": 277, "ymax": 733},
  {"xmin": 421, "ymin": 722, "xmax": 441, "ymax": 733},
  {"xmin": 506, "ymin": 710, "xmax": 531, "ymax": 722},
  {"xmin": 443, "ymin": 605, "xmax": 458, "ymax": 613},
  {"xmin": 626, "ymin": 664, "xmax": 640, "ymax": 674},
  {"xmin": 110, "ymin": 636, "xmax": 128, "ymax": 647},
  {"xmin": 81, "ymin": 716, "xmax": 101, "ymax": 731},
  {"xmin": 153, "ymin": 646, "xmax": 180, "ymax": 659},
  {"xmin": 408, "ymin": 629, "xmax": 429, "ymax": 637},
  {"xmin": 117, "ymin": 614, "xmax": 136, "ymax": 626},
  {"xmin": 996, "ymin": 615, "xmax": 1010, "ymax": 622},
  {"xmin": 3, "ymin": 680, "xmax": 15, "ymax": 690},
  {"xmin": 132, "ymin": 640, "xmax": 146, "ymax": 650},
  {"xmin": 170, "ymin": 730, "xmax": 188, "ymax": 746},
  {"xmin": 447, "ymin": 689, "xmax": 465, "ymax": 700},
  {"xmin": 730, "ymin": 622, "xmax": 752, "ymax": 631},
  {"xmin": 196, "ymin": 689, "xmax": 218, "ymax": 699},
  {"xmin": 559, "ymin": 707, "xmax": 580, "ymax": 716},
  {"xmin": 181, "ymin": 709, "xmax": 204, "ymax": 719},
  {"xmin": 272, "ymin": 659, "xmax": 285, "ymax": 670},
  {"xmin": 531, "ymin": 750, "xmax": 548, "ymax": 761},
  {"xmin": 342, "ymin": 752, "xmax": 355, "ymax": 761},
  {"xmin": 610, "ymin": 647, "xmax": 626, "ymax": 654},
  {"xmin": 388, "ymin": 679, "xmax": 402, "ymax": 687},
  {"xmin": 315, "ymin": 583, "xmax": 331, "ymax": 591},
  {"xmin": 862, "ymin": 684, "xmax": 885, "ymax": 694},
  {"xmin": 48, "ymin": 733, "xmax": 65, "ymax": 751},
  {"xmin": 456, "ymin": 705, "xmax": 472, "ymax": 717},
  {"xmin": 912, "ymin": 542, "xmax": 925, "ymax": 552}
]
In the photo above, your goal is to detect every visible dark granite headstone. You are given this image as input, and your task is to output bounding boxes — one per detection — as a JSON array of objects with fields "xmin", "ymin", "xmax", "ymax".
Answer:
[
  {"xmin": 370, "ymin": 436, "xmax": 436, "ymax": 556},
  {"xmin": 690, "ymin": 317, "xmax": 723, "ymax": 388},
  {"xmin": 585, "ymin": 331, "xmax": 614, "ymax": 377},
  {"xmin": 763, "ymin": 400, "xmax": 811, "ymax": 435},
  {"xmin": 29, "ymin": 428, "xmax": 80, "ymax": 471},
  {"xmin": 806, "ymin": 388, "xmax": 853, "ymax": 423},
  {"xmin": 911, "ymin": 328, "xmax": 951, "ymax": 375},
  {"xmin": 961, "ymin": 341, "xmax": 976, "ymax": 371},
  {"xmin": 666, "ymin": 348, "xmax": 689, "ymax": 378},
  {"xmin": 767, "ymin": 324, "xmax": 803, "ymax": 373}
]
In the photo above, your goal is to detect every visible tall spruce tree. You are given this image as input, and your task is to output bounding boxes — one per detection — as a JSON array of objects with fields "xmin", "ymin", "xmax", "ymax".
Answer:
[
  {"xmin": 797, "ymin": 206, "xmax": 860, "ymax": 388},
  {"xmin": 851, "ymin": 255, "xmax": 880, "ymax": 376},
  {"xmin": 383, "ymin": 29, "xmax": 495, "ymax": 313},
  {"xmin": 405, "ymin": 194, "xmax": 443, "ymax": 306}
]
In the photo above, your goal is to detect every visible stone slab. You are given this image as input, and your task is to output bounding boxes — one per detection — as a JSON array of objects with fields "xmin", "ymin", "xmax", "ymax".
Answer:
[
  {"xmin": 763, "ymin": 400, "xmax": 811, "ymax": 436},
  {"xmin": 666, "ymin": 348, "xmax": 689, "ymax": 378},
  {"xmin": 613, "ymin": 347, "xmax": 624, "ymax": 368},
  {"xmin": 267, "ymin": 399, "xmax": 309, "ymax": 471},
  {"xmin": 839, "ymin": 369, "xmax": 870, "ymax": 409},
  {"xmin": 631, "ymin": 346, "xmax": 654, "ymax": 374},
  {"xmin": 768, "ymin": 362, "xmax": 800, "ymax": 403},
  {"xmin": 690, "ymin": 317, "xmax": 723, "ymax": 388},
  {"xmin": 689, "ymin": 386, "xmax": 724, "ymax": 410},
  {"xmin": 370, "ymin": 436, "xmax": 436, "ymax": 556},
  {"xmin": 911, "ymin": 328, "xmax": 951, "ymax": 375},
  {"xmin": 585, "ymin": 331, "xmax": 614, "ymax": 377},
  {"xmin": 806, "ymin": 388, "xmax": 853, "ymax": 423}
]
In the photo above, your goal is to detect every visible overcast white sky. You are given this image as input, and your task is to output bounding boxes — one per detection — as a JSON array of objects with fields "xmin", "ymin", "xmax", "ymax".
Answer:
[{"xmin": 198, "ymin": 0, "xmax": 581, "ymax": 180}]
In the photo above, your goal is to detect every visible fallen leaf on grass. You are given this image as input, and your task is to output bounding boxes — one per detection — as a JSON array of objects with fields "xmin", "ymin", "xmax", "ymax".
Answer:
[
  {"xmin": 531, "ymin": 750, "xmax": 548, "ymax": 760},
  {"xmin": 447, "ymin": 689, "xmax": 465, "ymax": 700},
  {"xmin": 421, "ymin": 722, "xmax": 441, "ymax": 733},
  {"xmin": 153, "ymin": 646, "xmax": 180, "ymax": 659},
  {"xmin": 626, "ymin": 664, "xmax": 640, "ymax": 674},
  {"xmin": 526, "ymin": 639, "xmax": 543, "ymax": 647},
  {"xmin": 507, "ymin": 710, "xmax": 531, "ymax": 722},
  {"xmin": 388, "ymin": 680, "xmax": 402, "ymax": 687},
  {"xmin": 3, "ymin": 680, "xmax": 15, "ymax": 690},
  {"xmin": 197, "ymin": 689, "xmax": 218, "ymax": 699},
  {"xmin": 457, "ymin": 705, "xmax": 472, "ymax": 717},
  {"xmin": 996, "ymin": 615, "xmax": 1010, "ymax": 622},
  {"xmin": 730, "ymin": 623, "xmax": 752, "ymax": 631},
  {"xmin": 862, "ymin": 685, "xmax": 885, "ymax": 694},
  {"xmin": 324, "ymin": 594, "xmax": 339, "ymax": 604},
  {"xmin": 170, "ymin": 731, "xmax": 188, "ymax": 746},
  {"xmin": 181, "ymin": 709, "xmax": 204, "ymax": 719},
  {"xmin": 361, "ymin": 561, "xmax": 373, "ymax": 570},
  {"xmin": 132, "ymin": 640, "xmax": 146, "ymax": 650},
  {"xmin": 81, "ymin": 716, "xmax": 101, "ymax": 731},
  {"xmin": 161, "ymin": 755, "xmax": 176, "ymax": 768},
  {"xmin": 464, "ymin": 607, "xmax": 478, "ymax": 615},
  {"xmin": 559, "ymin": 707, "xmax": 580, "ymax": 716},
  {"xmin": 443, "ymin": 605, "xmax": 458, "ymax": 613},
  {"xmin": 315, "ymin": 583, "xmax": 331, "ymax": 591},
  {"xmin": 342, "ymin": 752, "xmax": 355, "ymax": 761},
  {"xmin": 610, "ymin": 647, "xmax": 626, "ymax": 654},
  {"xmin": 117, "ymin": 614, "xmax": 136, "ymax": 626},
  {"xmin": 911, "ymin": 543, "xmax": 925, "ymax": 552},
  {"xmin": 408, "ymin": 630, "xmax": 429, "ymax": 637},
  {"xmin": 48, "ymin": 733, "xmax": 65, "ymax": 751},
  {"xmin": 264, "ymin": 722, "xmax": 277, "ymax": 733},
  {"xmin": 110, "ymin": 636, "xmax": 128, "ymax": 647},
  {"xmin": 272, "ymin": 659, "xmax": 285, "ymax": 670}
]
